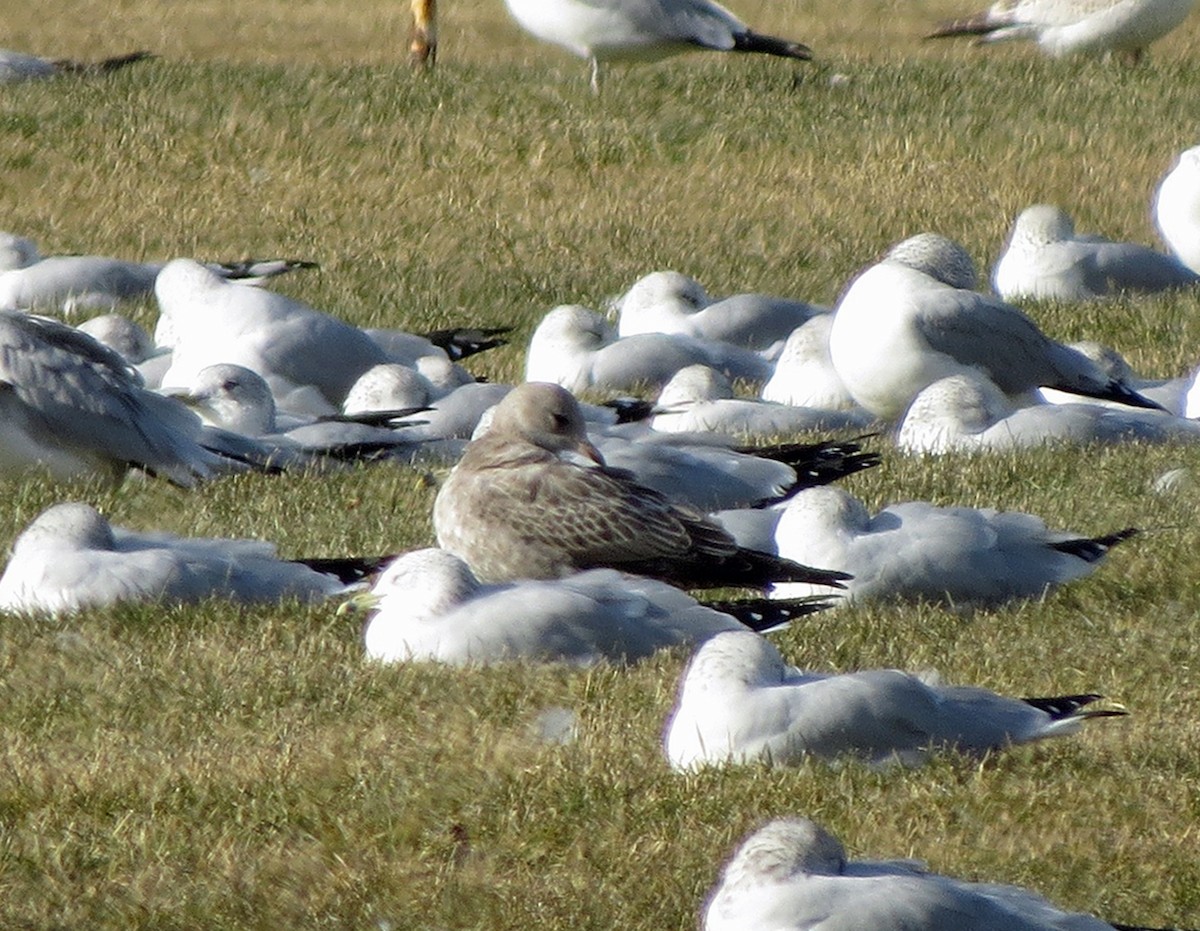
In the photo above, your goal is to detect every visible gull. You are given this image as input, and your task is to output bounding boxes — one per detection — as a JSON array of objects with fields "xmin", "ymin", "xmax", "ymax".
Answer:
[
  {"xmin": 760, "ymin": 314, "xmax": 867, "ymax": 412},
  {"xmin": 155, "ymin": 258, "xmax": 392, "ymax": 415},
  {"xmin": 768, "ymin": 485, "xmax": 1137, "ymax": 606},
  {"xmin": 703, "ymin": 816, "xmax": 1159, "ymax": 931},
  {"xmin": 0, "ymin": 502, "xmax": 380, "ymax": 616},
  {"xmin": 897, "ymin": 371, "xmax": 1200, "ymax": 454},
  {"xmin": 0, "ymin": 48, "xmax": 152, "ymax": 83},
  {"xmin": 664, "ymin": 630, "xmax": 1126, "ymax": 770},
  {"xmin": 432, "ymin": 381, "xmax": 851, "ymax": 589},
  {"xmin": 0, "ymin": 233, "xmax": 317, "ymax": 316},
  {"xmin": 352, "ymin": 548, "xmax": 831, "ymax": 666},
  {"xmin": 827, "ymin": 233, "xmax": 1162, "ymax": 420},
  {"xmin": 649, "ymin": 364, "xmax": 876, "ymax": 438},
  {"xmin": 993, "ymin": 204, "xmax": 1198, "ymax": 300},
  {"xmin": 1039, "ymin": 340, "xmax": 1189, "ymax": 414},
  {"xmin": 501, "ymin": 0, "xmax": 813, "ymax": 93},
  {"xmin": 0, "ymin": 310, "xmax": 240, "ymax": 486},
  {"xmin": 526, "ymin": 304, "xmax": 773, "ymax": 395},
  {"xmin": 615, "ymin": 270, "xmax": 825, "ymax": 354},
  {"xmin": 1154, "ymin": 144, "xmax": 1200, "ymax": 274},
  {"xmin": 925, "ymin": 0, "xmax": 1195, "ymax": 64}
]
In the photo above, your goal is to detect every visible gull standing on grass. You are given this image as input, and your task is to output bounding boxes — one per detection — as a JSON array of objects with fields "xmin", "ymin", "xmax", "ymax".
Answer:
[
  {"xmin": 433, "ymin": 382, "xmax": 851, "ymax": 590},
  {"xmin": 1155, "ymin": 144, "xmax": 1200, "ymax": 274},
  {"xmin": 703, "ymin": 816, "xmax": 1166, "ymax": 931},
  {"xmin": 502, "ymin": 0, "xmax": 813, "ymax": 92},
  {"xmin": 664, "ymin": 630, "xmax": 1126, "ymax": 770},
  {"xmin": 352, "ymin": 548, "xmax": 830, "ymax": 666},
  {"xmin": 767, "ymin": 485, "xmax": 1137, "ymax": 606},
  {"xmin": 827, "ymin": 233, "xmax": 1163, "ymax": 420},
  {"xmin": 925, "ymin": 0, "xmax": 1195, "ymax": 63},
  {"xmin": 993, "ymin": 204, "xmax": 1198, "ymax": 300},
  {"xmin": 0, "ymin": 502, "xmax": 382, "ymax": 616}
]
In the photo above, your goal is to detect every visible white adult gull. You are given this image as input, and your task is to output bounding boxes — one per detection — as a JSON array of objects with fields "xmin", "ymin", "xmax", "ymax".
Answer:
[
  {"xmin": 352, "ymin": 548, "xmax": 830, "ymax": 666},
  {"xmin": 525, "ymin": 303, "xmax": 773, "ymax": 395},
  {"xmin": 827, "ymin": 233, "xmax": 1162, "ymax": 420},
  {"xmin": 0, "ymin": 502, "xmax": 381, "ymax": 616},
  {"xmin": 703, "ymin": 816, "xmax": 1161, "ymax": 931},
  {"xmin": 0, "ymin": 311, "xmax": 240, "ymax": 486},
  {"xmin": 993, "ymin": 204, "xmax": 1198, "ymax": 301},
  {"xmin": 760, "ymin": 314, "xmax": 867, "ymax": 412},
  {"xmin": 649, "ymin": 364, "xmax": 875, "ymax": 438},
  {"xmin": 433, "ymin": 381, "xmax": 851, "ymax": 589},
  {"xmin": 897, "ymin": 371, "xmax": 1200, "ymax": 454},
  {"xmin": 1154, "ymin": 144, "xmax": 1200, "ymax": 274},
  {"xmin": 502, "ymin": 0, "xmax": 813, "ymax": 92},
  {"xmin": 767, "ymin": 485, "xmax": 1137, "ymax": 606},
  {"xmin": 664, "ymin": 630, "xmax": 1126, "ymax": 770},
  {"xmin": 615, "ymin": 270, "xmax": 825, "ymax": 354},
  {"xmin": 925, "ymin": 0, "xmax": 1195, "ymax": 63}
]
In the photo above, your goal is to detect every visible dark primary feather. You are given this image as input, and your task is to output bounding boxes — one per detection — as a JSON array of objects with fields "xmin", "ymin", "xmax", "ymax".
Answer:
[
  {"xmin": 53, "ymin": 50, "xmax": 155, "ymax": 74},
  {"xmin": 1020, "ymin": 693, "xmax": 1127, "ymax": 720},
  {"xmin": 729, "ymin": 31, "xmax": 812, "ymax": 60},
  {"xmin": 1049, "ymin": 527, "xmax": 1139, "ymax": 562},
  {"xmin": 421, "ymin": 326, "xmax": 512, "ymax": 361},
  {"xmin": 293, "ymin": 555, "xmax": 394, "ymax": 584},
  {"xmin": 702, "ymin": 595, "xmax": 836, "ymax": 632}
]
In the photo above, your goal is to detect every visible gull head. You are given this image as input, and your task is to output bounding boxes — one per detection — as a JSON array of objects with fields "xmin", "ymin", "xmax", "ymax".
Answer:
[
  {"xmin": 356, "ymin": 548, "xmax": 481, "ymax": 624},
  {"xmin": 0, "ymin": 231, "xmax": 41, "ymax": 271},
  {"xmin": 1009, "ymin": 204, "xmax": 1075, "ymax": 248},
  {"xmin": 526, "ymin": 304, "xmax": 616, "ymax": 389},
  {"xmin": 776, "ymin": 486, "xmax": 871, "ymax": 546},
  {"xmin": 657, "ymin": 364, "xmax": 733, "ymax": 407},
  {"xmin": 167, "ymin": 363, "xmax": 277, "ymax": 436},
  {"xmin": 619, "ymin": 270, "xmax": 710, "ymax": 317},
  {"xmin": 885, "ymin": 233, "xmax": 978, "ymax": 290},
  {"xmin": 154, "ymin": 257, "xmax": 226, "ymax": 309},
  {"xmin": 681, "ymin": 630, "xmax": 789, "ymax": 692},
  {"xmin": 719, "ymin": 818, "xmax": 847, "ymax": 889},
  {"xmin": 13, "ymin": 502, "xmax": 117, "ymax": 554},
  {"xmin": 77, "ymin": 314, "xmax": 156, "ymax": 365},
  {"xmin": 1066, "ymin": 340, "xmax": 1136, "ymax": 383},
  {"xmin": 897, "ymin": 372, "xmax": 1012, "ymax": 453},
  {"xmin": 343, "ymin": 363, "xmax": 431, "ymax": 416},
  {"xmin": 488, "ymin": 381, "xmax": 603, "ymax": 463}
]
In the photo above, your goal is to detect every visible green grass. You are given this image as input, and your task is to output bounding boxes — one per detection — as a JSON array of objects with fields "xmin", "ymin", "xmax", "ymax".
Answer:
[{"xmin": 3, "ymin": 1, "xmax": 1200, "ymax": 928}]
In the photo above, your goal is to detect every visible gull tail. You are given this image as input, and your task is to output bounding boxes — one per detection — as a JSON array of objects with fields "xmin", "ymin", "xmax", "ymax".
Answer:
[
  {"xmin": 731, "ymin": 31, "xmax": 813, "ymax": 61},
  {"xmin": 54, "ymin": 50, "xmax": 155, "ymax": 75},
  {"xmin": 322, "ymin": 405, "xmax": 433, "ymax": 427},
  {"xmin": 1021, "ymin": 693, "xmax": 1128, "ymax": 722},
  {"xmin": 704, "ymin": 595, "xmax": 836, "ymax": 632},
  {"xmin": 421, "ymin": 326, "xmax": 512, "ymax": 361},
  {"xmin": 293, "ymin": 555, "xmax": 394, "ymax": 584},
  {"xmin": 924, "ymin": 12, "xmax": 1004, "ymax": 39},
  {"xmin": 1049, "ymin": 527, "xmax": 1138, "ymax": 563}
]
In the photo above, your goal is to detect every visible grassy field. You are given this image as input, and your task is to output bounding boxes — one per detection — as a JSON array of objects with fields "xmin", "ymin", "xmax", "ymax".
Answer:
[{"xmin": 3, "ymin": 1, "xmax": 1200, "ymax": 928}]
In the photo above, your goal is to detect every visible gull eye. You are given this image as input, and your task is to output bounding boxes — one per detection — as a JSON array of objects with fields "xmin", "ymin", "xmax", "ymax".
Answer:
[{"xmin": 551, "ymin": 413, "xmax": 570, "ymax": 430}]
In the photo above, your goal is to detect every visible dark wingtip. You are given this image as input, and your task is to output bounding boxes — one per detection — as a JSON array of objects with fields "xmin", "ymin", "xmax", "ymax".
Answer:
[
  {"xmin": 294, "ymin": 555, "xmax": 395, "ymax": 584},
  {"xmin": 1021, "ymin": 693, "xmax": 1129, "ymax": 720},
  {"xmin": 421, "ymin": 326, "xmax": 513, "ymax": 361},
  {"xmin": 706, "ymin": 595, "xmax": 837, "ymax": 632},
  {"xmin": 732, "ymin": 31, "xmax": 813, "ymax": 61},
  {"xmin": 1049, "ymin": 527, "xmax": 1139, "ymax": 562}
]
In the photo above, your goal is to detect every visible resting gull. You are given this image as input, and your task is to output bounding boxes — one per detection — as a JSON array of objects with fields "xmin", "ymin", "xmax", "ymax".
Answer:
[
  {"xmin": 665, "ymin": 630, "xmax": 1126, "ymax": 770},
  {"xmin": 615, "ymin": 270, "xmax": 824, "ymax": 353},
  {"xmin": 526, "ymin": 303, "xmax": 773, "ymax": 395},
  {"xmin": 351, "ymin": 548, "xmax": 831, "ymax": 666},
  {"xmin": 993, "ymin": 204, "xmax": 1197, "ymax": 300},
  {"xmin": 897, "ymin": 372, "xmax": 1200, "ymax": 454},
  {"xmin": 502, "ymin": 0, "xmax": 812, "ymax": 92},
  {"xmin": 0, "ymin": 311, "xmax": 240, "ymax": 486},
  {"xmin": 828, "ymin": 233, "xmax": 1162, "ymax": 419},
  {"xmin": 760, "ymin": 314, "xmax": 866, "ymax": 412},
  {"xmin": 433, "ymin": 382, "xmax": 850, "ymax": 589},
  {"xmin": 0, "ymin": 502, "xmax": 382, "ymax": 616},
  {"xmin": 703, "ymin": 816, "xmax": 1160, "ymax": 931},
  {"xmin": 925, "ymin": 0, "xmax": 1194, "ymax": 63},
  {"xmin": 1154, "ymin": 144, "xmax": 1200, "ymax": 274},
  {"xmin": 0, "ymin": 48, "xmax": 152, "ymax": 83},
  {"xmin": 768, "ymin": 485, "xmax": 1137, "ymax": 606}
]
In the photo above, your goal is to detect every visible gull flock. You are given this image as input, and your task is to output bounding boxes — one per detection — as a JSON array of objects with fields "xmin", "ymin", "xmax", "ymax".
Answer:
[{"xmin": 5, "ymin": 1, "xmax": 1200, "ymax": 928}]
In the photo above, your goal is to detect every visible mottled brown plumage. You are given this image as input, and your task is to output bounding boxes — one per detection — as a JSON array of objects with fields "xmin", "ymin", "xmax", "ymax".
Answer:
[{"xmin": 433, "ymin": 382, "xmax": 849, "ymax": 589}]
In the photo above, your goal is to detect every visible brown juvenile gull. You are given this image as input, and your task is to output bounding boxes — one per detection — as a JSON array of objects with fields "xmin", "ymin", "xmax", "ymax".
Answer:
[{"xmin": 433, "ymin": 381, "xmax": 851, "ymax": 590}]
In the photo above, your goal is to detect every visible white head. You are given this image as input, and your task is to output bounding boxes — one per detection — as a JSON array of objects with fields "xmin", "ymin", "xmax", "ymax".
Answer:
[
  {"xmin": 525, "ymin": 305, "xmax": 616, "ymax": 387},
  {"xmin": 154, "ymin": 257, "xmax": 226, "ymax": 311},
  {"xmin": 776, "ymin": 486, "xmax": 871, "ymax": 547},
  {"xmin": 897, "ymin": 372, "xmax": 1012, "ymax": 452},
  {"xmin": 885, "ymin": 234, "xmax": 978, "ymax": 290},
  {"xmin": 368, "ymin": 548, "xmax": 481, "ymax": 621},
  {"xmin": 13, "ymin": 502, "xmax": 116, "ymax": 554},
  {"xmin": 77, "ymin": 314, "xmax": 155, "ymax": 364},
  {"xmin": 343, "ymin": 364, "xmax": 431, "ymax": 416},
  {"xmin": 681, "ymin": 630, "xmax": 789, "ymax": 694},
  {"xmin": 657, "ymin": 364, "xmax": 733, "ymax": 406},
  {"xmin": 718, "ymin": 817, "xmax": 847, "ymax": 889},
  {"xmin": 618, "ymin": 270, "xmax": 710, "ymax": 316},
  {"xmin": 415, "ymin": 355, "xmax": 473, "ymax": 396},
  {"xmin": 0, "ymin": 231, "xmax": 41, "ymax": 270},
  {"xmin": 169, "ymin": 363, "xmax": 277, "ymax": 435}
]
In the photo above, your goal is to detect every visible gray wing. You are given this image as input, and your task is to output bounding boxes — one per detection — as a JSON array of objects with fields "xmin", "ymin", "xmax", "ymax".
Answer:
[{"xmin": 1089, "ymin": 241, "xmax": 1200, "ymax": 293}]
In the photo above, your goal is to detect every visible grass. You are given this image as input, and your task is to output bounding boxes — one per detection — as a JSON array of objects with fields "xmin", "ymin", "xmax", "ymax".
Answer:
[{"xmin": 2, "ymin": 0, "xmax": 1200, "ymax": 927}]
